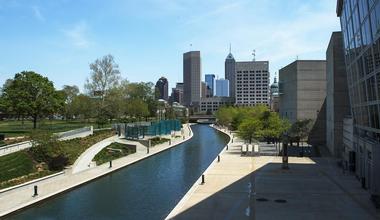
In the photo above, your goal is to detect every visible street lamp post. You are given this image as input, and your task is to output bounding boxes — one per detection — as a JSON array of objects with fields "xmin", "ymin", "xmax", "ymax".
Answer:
[{"xmin": 282, "ymin": 132, "xmax": 289, "ymax": 170}]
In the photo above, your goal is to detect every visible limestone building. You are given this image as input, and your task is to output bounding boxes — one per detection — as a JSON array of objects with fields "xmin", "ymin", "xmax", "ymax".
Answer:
[
  {"xmin": 326, "ymin": 31, "xmax": 351, "ymax": 158},
  {"xmin": 279, "ymin": 60, "xmax": 327, "ymax": 146}
]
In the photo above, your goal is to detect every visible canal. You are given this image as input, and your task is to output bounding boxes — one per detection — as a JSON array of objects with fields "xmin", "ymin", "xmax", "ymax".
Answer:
[{"xmin": 9, "ymin": 124, "xmax": 229, "ymax": 220}]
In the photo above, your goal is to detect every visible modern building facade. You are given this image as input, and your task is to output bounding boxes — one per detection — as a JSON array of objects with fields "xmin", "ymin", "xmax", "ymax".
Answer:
[
  {"xmin": 326, "ymin": 31, "xmax": 351, "ymax": 158},
  {"xmin": 270, "ymin": 75, "xmax": 280, "ymax": 112},
  {"xmin": 170, "ymin": 83, "xmax": 184, "ymax": 105},
  {"xmin": 235, "ymin": 61, "xmax": 270, "ymax": 106},
  {"xmin": 183, "ymin": 51, "xmax": 201, "ymax": 108},
  {"xmin": 215, "ymin": 79, "xmax": 229, "ymax": 97},
  {"xmin": 337, "ymin": 0, "xmax": 380, "ymax": 195},
  {"xmin": 225, "ymin": 51, "xmax": 236, "ymax": 99},
  {"xmin": 155, "ymin": 77, "xmax": 169, "ymax": 100},
  {"xmin": 205, "ymin": 74, "xmax": 215, "ymax": 97},
  {"xmin": 200, "ymin": 96, "xmax": 234, "ymax": 113},
  {"xmin": 279, "ymin": 60, "xmax": 327, "ymax": 123},
  {"xmin": 279, "ymin": 60, "xmax": 327, "ymax": 146},
  {"xmin": 201, "ymin": 82, "xmax": 207, "ymax": 98}
]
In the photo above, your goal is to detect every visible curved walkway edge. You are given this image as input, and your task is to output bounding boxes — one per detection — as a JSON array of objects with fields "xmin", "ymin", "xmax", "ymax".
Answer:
[
  {"xmin": 0, "ymin": 124, "xmax": 194, "ymax": 218},
  {"xmin": 166, "ymin": 125, "xmax": 233, "ymax": 219}
]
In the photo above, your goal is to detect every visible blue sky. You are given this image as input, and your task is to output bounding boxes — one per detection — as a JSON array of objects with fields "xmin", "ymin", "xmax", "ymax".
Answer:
[{"xmin": 0, "ymin": 0, "xmax": 340, "ymax": 92}]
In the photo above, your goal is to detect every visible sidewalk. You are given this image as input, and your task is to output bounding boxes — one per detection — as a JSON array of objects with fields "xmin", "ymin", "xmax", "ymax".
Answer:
[
  {"xmin": 167, "ymin": 126, "xmax": 379, "ymax": 220},
  {"xmin": 0, "ymin": 124, "xmax": 193, "ymax": 217}
]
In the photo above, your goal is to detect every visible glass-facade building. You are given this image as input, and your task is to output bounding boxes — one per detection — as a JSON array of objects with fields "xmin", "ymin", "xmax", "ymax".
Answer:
[
  {"xmin": 337, "ymin": 0, "xmax": 380, "ymax": 196},
  {"xmin": 205, "ymin": 74, "xmax": 215, "ymax": 97}
]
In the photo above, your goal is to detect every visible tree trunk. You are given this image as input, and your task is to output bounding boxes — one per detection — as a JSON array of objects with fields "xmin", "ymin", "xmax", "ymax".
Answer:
[{"xmin": 33, "ymin": 115, "xmax": 37, "ymax": 129}]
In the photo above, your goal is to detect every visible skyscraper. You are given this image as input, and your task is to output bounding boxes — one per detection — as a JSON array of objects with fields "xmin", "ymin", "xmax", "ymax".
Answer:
[
  {"xmin": 201, "ymin": 82, "xmax": 207, "ymax": 98},
  {"xmin": 235, "ymin": 61, "xmax": 270, "ymax": 106},
  {"xmin": 225, "ymin": 47, "xmax": 236, "ymax": 99},
  {"xmin": 215, "ymin": 79, "xmax": 230, "ymax": 97},
  {"xmin": 170, "ymin": 83, "xmax": 184, "ymax": 105},
  {"xmin": 155, "ymin": 77, "xmax": 169, "ymax": 100},
  {"xmin": 205, "ymin": 74, "xmax": 215, "ymax": 97},
  {"xmin": 183, "ymin": 51, "xmax": 201, "ymax": 107},
  {"xmin": 337, "ymin": 0, "xmax": 380, "ymax": 195}
]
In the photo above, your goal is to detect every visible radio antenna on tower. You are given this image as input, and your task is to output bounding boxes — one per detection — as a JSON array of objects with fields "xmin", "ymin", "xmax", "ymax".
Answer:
[{"xmin": 252, "ymin": 49, "xmax": 256, "ymax": 61}]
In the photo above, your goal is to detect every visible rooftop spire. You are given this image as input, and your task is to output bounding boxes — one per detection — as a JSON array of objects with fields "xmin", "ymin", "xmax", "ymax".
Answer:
[
  {"xmin": 225, "ymin": 44, "xmax": 235, "ymax": 60},
  {"xmin": 274, "ymin": 72, "xmax": 278, "ymax": 83}
]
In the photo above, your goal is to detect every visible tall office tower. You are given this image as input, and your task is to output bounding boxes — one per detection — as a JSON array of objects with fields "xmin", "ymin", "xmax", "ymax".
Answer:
[
  {"xmin": 337, "ymin": 0, "xmax": 380, "ymax": 195},
  {"xmin": 155, "ymin": 77, "xmax": 169, "ymax": 100},
  {"xmin": 225, "ymin": 48, "xmax": 236, "ymax": 99},
  {"xmin": 201, "ymin": 82, "xmax": 207, "ymax": 98},
  {"xmin": 326, "ymin": 31, "xmax": 351, "ymax": 158},
  {"xmin": 215, "ymin": 79, "xmax": 230, "ymax": 97},
  {"xmin": 205, "ymin": 74, "xmax": 215, "ymax": 97},
  {"xmin": 170, "ymin": 83, "xmax": 184, "ymax": 104},
  {"xmin": 235, "ymin": 61, "xmax": 270, "ymax": 106},
  {"xmin": 279, "ymin": 60, "xmax": 327, "ymax": 146},
  {"xmin": 183, "ymin": 51, "xmax": 201, "ymax": 107}
]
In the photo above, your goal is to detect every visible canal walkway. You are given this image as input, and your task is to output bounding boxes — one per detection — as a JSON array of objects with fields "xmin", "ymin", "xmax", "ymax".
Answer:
[
  {"xmin": 167, "ymin": 126, "xmax": 379, "ymax": 220},
  {"xmin": 0, "ymin": 124, "xmax": 193, "ymax": 217}
]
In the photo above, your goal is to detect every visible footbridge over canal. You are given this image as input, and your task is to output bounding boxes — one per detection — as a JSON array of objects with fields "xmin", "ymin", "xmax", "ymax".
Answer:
[{"xmin": 189, "ymin": 115, "xmax": 216, "ymax": 124}]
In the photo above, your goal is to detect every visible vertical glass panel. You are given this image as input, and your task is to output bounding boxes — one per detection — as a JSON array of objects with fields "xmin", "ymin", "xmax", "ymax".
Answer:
[
  {"xmin": 364, "ymin": 48, "xmax": 374, "ymax": 74},
  {"xmin": 363, "ymin": 105, "xmax": 370, "ymax": 126},
  {"xmin": 377, "ymin": 72, "xmax": 380, "ymax": 100},
  {"xmin": 361, "ymin": 81, "xmax": 368, "ymax": 103},
  {"xmin": 370, "ymin": 7, "xmax": 378, "ymax": 39}
]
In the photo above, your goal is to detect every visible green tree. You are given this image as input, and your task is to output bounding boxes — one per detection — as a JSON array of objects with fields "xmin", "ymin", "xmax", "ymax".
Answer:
[
  {"xmin": 61, "ymin": 85, "xmax": 79, "ymax": 120},
  {"xmin": 125, "ymin": 82, "xmax": 157, "ymax": 118},
  {"xmin": 71, "ymin": 94, "xmax": 94, "ymax": 122},
  {"xmin": 237, "ymin": 118, "xmax": 262, "ymax": 144},
  {"xmin": 1, "ymin": 71, "xmax": 65, "ymax": 128},
  {"xmin": 125, "ymin": 98, "xmax": 149, "ymax": 121},
  {"xmin": 215, "ymin": 107, "xmax": 235, "ymax": 128},
  {"xmin": 85, "ymin": 54, "xmax": 121, "ymax": 126},
  {"xmin": 103, "ymin": 86, "xmax": 126, "ymax": 122},
  {"xmin": 289, "ymin": 119, "xmax": 313, "ymax": 147}
]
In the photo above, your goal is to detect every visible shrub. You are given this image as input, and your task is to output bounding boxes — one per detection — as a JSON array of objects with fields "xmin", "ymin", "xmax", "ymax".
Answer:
[{"xmin": 48, "ymin": 154, "xmax": 69, "ymax": 171}]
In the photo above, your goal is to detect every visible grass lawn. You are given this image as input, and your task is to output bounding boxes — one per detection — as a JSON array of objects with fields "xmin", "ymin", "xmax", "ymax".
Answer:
[
  {"xmin": 0, "ymin": 151, "xmax": 35, "ymax": 182},
  {"xmin": 61, "ymin": 130, "xmax": 115, "ymax": 165},
  {"xmin": 0, "ymin": 119, "xmax": 111, "ymax": 138},
  {"xmin": 0, "ymin": 151, "xmax": 55, "ymax": 189},
  {"xmin": 0, "ymin": 129, "xmax": 115, "ymax": 189},
  {"xmin": 94, "ymin": 142, "xmax": 136, "ymax": 165}
]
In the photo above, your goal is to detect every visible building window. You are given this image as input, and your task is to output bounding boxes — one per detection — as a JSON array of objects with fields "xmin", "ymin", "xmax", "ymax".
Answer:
[{"xmin": 369, "ymin": 104, "xmax": 380, "ymax": 129}]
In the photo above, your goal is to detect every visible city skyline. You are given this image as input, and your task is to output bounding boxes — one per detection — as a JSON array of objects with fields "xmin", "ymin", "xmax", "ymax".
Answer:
[{"xmin": 0, "ymin": 0, "xmax": 339, "ymax": 91}]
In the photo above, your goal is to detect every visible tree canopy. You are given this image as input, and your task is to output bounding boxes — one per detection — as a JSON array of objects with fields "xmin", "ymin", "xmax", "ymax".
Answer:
[
  {"xmin": 216, "ymin": 105, "xmax": 290, "ymax": 144},
  {"xmin": 0, "ymin": 71, "xmax": 64, "ymax": 128}
]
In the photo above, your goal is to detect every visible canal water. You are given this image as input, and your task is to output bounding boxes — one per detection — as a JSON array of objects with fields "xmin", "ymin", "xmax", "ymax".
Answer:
[{"xmin": 9, "ymin": 124, "xmax": 229, "ymax": 220}]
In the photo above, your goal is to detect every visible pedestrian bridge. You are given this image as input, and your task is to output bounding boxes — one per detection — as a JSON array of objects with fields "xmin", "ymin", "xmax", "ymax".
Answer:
[{"xmin": 189, "ymin": 115, "xmax": 216, "ymax": 124}]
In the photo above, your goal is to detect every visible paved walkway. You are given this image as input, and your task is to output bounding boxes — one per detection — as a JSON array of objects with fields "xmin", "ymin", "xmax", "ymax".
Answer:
[
  {"xmin": 72, "ymin": 136, "xmax": 118, "ymax": 173},
  {"xmin": 167, "ymin": 126, "xmax": 380, "ymax": 220},
  {"xmin": 0, "ymin": 124, "xmax": 193, "ymax": 217}
]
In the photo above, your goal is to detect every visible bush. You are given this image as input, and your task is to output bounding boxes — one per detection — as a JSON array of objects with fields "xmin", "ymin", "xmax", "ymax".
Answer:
[
  {"xmin": 149, "ymin": 137, "xmax": 170, "ymax": 146},
  {"xmin": 48, "ymin": 154, "xmax": 69, "ymax": 171}
]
